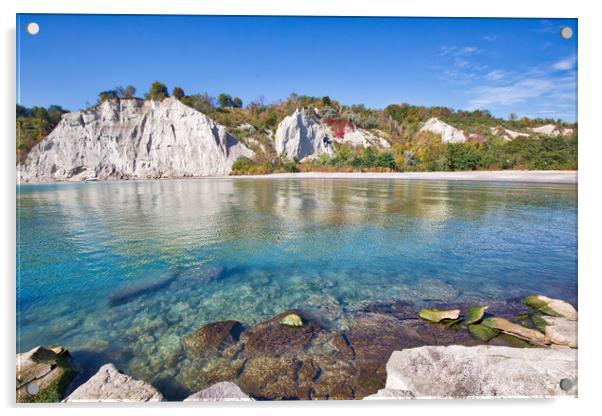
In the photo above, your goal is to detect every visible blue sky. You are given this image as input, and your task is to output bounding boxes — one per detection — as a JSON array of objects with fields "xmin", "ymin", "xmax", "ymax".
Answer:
[{"xmin": 17, "ymin": 14, "xmax": 577, "ymax": 121}]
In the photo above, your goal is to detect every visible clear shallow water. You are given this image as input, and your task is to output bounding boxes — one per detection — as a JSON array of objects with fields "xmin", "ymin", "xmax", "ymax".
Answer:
[{"xmin": 17, "ymin": 178, "xmax": 577, "ymax": 394}]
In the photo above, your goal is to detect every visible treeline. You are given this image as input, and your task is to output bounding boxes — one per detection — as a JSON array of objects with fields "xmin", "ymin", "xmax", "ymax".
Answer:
[
  {"xmin": 16, "ymin": 104, "xmax": 69, "ymax": 163},
  {"xmin": 232, "ymin": 135, "xmax": 577, "ymax": 175}
]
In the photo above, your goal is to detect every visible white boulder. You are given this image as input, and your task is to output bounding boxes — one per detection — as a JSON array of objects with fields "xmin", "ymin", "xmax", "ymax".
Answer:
[
  {"xmin": 420, "ymin": 118, "xmax": 466, "ymax": 143},
  {"xmin": 63, "ymin": 363, "xmax": 164, "ymax": 402},
  {"xmin": 365, "ymin": 345, "xmax": 577, "ymax": 399},
  {"xmin": 184, "ymin": 381, "xmax": 252, "ymax": 401}
]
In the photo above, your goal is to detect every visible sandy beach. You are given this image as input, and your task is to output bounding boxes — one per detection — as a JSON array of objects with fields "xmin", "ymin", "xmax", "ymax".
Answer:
[{"xmin": 230, "ymin": 170, "xmax": 578, "ymax": 184}]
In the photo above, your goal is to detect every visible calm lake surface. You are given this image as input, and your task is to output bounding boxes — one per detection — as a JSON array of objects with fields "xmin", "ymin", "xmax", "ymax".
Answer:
[{"xmin": 16, "ymin": 178, "xmax": 577, "ymax": 395}]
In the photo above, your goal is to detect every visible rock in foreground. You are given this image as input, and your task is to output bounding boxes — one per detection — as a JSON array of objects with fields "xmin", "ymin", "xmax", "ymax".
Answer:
[
  {"xmin": 16, "ymin": 345, "xmax": 76, "ymax": 403},
  {"xmin": 365, "ymin": 345, "xmax": 577, "ymax": 399},
  {"xmin": 184, "ymin": 382, "xmax": 252, "ymax": 401},
  {"xmin": 63, "ymin": 363, "xmax": 164, "ymax": 402}
]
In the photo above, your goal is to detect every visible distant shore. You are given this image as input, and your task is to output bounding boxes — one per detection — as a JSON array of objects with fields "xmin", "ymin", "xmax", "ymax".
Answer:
[
  {"xmin": 231, "ymin": 170, "xmax": 578, "ymax": 184},
  {"xmin": 17, "ymin": 170, "xmax": 578, "ymax": 185}
]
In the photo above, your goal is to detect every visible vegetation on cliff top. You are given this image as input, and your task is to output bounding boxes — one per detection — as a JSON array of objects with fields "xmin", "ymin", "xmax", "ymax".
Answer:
[{"xmin": 17, "ymin": 81, "xmax": 577, "ymax": 172}]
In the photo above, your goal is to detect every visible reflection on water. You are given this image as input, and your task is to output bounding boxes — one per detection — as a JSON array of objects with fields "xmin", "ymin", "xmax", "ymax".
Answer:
[{"xmin": 16, "ymin": 179, "xmax": 577, "ymax": 395}]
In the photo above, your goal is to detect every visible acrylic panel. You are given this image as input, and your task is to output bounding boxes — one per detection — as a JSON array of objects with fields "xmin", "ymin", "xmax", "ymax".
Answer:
[{"xmin": 16, "ymin": 14, "xmax": 578, "ymax": 402}]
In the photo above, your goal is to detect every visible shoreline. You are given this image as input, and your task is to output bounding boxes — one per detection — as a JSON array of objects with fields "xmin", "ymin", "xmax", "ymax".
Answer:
[{"xmin": 18, "ymin": 170, "xmax": 578, "ymax": 186}]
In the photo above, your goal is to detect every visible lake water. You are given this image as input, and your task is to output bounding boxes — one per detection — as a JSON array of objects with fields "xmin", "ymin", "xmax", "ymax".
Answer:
[{"xmin": 16, "ymin": 178, "xmax": 577, "ymax": 397}]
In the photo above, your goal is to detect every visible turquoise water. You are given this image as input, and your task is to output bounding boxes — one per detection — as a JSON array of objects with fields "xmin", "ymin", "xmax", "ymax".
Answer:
[{"xmin": 16, "ymin": 178, "xmax": 577, "ymax": 394}]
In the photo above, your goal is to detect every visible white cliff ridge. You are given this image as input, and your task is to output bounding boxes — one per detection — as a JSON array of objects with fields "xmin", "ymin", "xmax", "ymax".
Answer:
[
  {"xmin": 274, "ymin": 108, "xmax": 333, "ymax": 160},
  {"xmin": 18, "ymin": 97, "xmax": 253, "ymax": 182},
  {"xmin": 420, "ymin": 117, "xmax": 467, "ymax": 143}
]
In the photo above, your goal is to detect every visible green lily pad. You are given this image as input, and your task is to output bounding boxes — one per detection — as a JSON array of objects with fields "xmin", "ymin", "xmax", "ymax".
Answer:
[
  {"xmin": 467, "ymin": 323, "xmax": 499, "ymax": 342},
  {"xmin": 278, "ymin": 313, "xmax": 303, "ymax": 327},
  {"xmin": 464, "ymin": 306, "xmax": 488, "ymax": 325},
  {"xmin": 418, "ymin": 308, "xmax": 460, "ymax": 323}
]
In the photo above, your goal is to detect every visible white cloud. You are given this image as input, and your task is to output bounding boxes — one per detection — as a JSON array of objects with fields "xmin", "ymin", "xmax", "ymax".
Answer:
[
  {"xmin": 552, "ymin": 55, "xmax": 577, "ymax": 71},
  {"xmin": 485, "ymin": 70, "xmax": 505, "ymax": 81},
  {"xmin": 469, "ymin": 79, "xmax": 555, "ymax": 107}
]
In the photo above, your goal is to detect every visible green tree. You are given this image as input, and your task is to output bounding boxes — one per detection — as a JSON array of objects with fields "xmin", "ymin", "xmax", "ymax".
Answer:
[
  {"xmin": 376, "ymin": 152, "xmax": 397, "ymax": 170},
  {"xmin": 145, "ymin": 81, "xmax": 169, "ymax": 101},
  {"xmin": 98, "ymin": 90, "xmax": 118, "ymax": 103},
  {"xmin": 217, "ymin": 93, "xmax": 233, "ymax": 108},
  {"xmin": 232, "ymin": 97, "xmax": 243, "ymax": 108}
]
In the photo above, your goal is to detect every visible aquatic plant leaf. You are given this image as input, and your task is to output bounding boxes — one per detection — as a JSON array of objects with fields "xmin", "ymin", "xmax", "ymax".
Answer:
[
  {"xmin": 418, "ymin": 308, "xmax": 460, "ymax": 323},
  {"xmin": 522, "ymin": 295, "xmax": 577, "ymax": 320},
  {"xmin": 443, "ymin": 317, "xmax": 463, "ymax": 329},
  {"xmin": 498, "ymin": 333, "xmax": 535, "ymax": 348},
  {"xmin": 530, "ymin": 314, "xmax": 548, "ymax": 333},
  {"xmin": 464, "ymin": 306, "xmax": 489, "ymax": 325},
  {"xmin": 467, "ymin": 323, "xmax": 499, "ymax": 342},
  {"xmin": 482, "ymin": 317, "xmax": 548, "ymax": 346},
  {"xmin": 278, "ymin": 313, "xmax": 303, "ymax": 327}
]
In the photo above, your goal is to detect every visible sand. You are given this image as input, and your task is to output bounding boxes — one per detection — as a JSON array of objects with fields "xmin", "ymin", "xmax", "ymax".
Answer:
[{"xmin": 229, "ymin": 170, "xmax": 577, "ymax": 184}]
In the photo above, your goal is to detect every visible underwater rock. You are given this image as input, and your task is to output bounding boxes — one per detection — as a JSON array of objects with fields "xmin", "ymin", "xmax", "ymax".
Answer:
[
  {"xmin": 379, "ymin": 345, "xmax": 577, "ymax": 398},
  {"xmin": 16, "ymin": 345, "xmax": 76, "ymax": 403},
  {"xmin": 109, "ymin": 274, "xmax": 177, "ymax": 307},
  {"xmin": 523, "ymin": 295, "xmax": 578, "ymax": 320},
  {"xmin": 171, "ymin": 264, "xmax": 225, "ymax": 289},
  {"xmin": 184, "ymin": 381, "xmax": 252, "ymax": 401},
  {"xmin": 182, "ymin": 320, "xmax": 244, "ymax": 357},
  {"xmin": 238, "ymin": 310, "xmax": 322, "ymax": 357},
  {"xmin": 63, "ymin": 363, "xmax": 164, "ymax": 402}
]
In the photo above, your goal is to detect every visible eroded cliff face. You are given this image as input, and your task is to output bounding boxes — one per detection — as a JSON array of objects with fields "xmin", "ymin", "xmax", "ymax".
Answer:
[
  {"xmin": 420, "ymin": 117, "xmax": 467, "ymax": 143},
  {"xmin": 274, "ymin": 108, "xmax": 392, "ymax": 161},
  {"xmin": 274, "ymin": 108, "xmax": 334, "ymax": 161},
  {"xmin": 18, "ymin": 97, "xmax": 253, "ymax": 182}
]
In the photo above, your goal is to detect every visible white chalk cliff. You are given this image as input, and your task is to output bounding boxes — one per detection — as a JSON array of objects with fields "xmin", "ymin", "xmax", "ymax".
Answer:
[
  {"xmin": 274, "ymin": 108, "xmax": 334, "ymax": 160},
  {"xmin": 18, "ymin": 97, "xmax": 253, "ymax": 182},
  {"xmin": 420, "ymin": 117, "xmax": 467, "ymax": 143},
  {"xmin": 531, "ymin": 124, "xmax": 574, "ymax": 137},
  {"xmin": 275, "ymin": 108, "xmax": 391, "ymax": 160}
]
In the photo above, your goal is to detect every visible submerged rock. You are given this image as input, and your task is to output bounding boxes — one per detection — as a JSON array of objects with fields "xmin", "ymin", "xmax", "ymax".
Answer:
[
  {"xmin": 18, "ymin": 97, "xmax": 254, "ymax": 182},
  {"xmin": 368, "ymin": 345, "xmax": 577, "ymax": 398},
  {"xmin": 182, "ymin": 320, "xmax": 244, "ymax": 357},
  {"xmin": 63, "ymin": 363, "xmax": 164, "ymax": 402},
  {"xmin": 109, "ymin": 273, "xmax": 177, "ymax": 306},
  {"xmin": 184, "ymin": 381, "xmax": 252, "ymax": 401},
  {"xmin": 16, "ymin": 345, "xmax": 76, "ymax": 403}
]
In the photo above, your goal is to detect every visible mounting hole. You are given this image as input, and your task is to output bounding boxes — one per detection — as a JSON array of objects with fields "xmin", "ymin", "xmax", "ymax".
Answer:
[
  {"xmin": 26, "ymin": 22, "xmax": 40, "ymax": 36},
  {"xmin": 560, "ymin": 27, "xmax": 573, "ymax": 40},
  {"xmin": 26, "ymin": 382, "xmax": 39, "ymax": 395},
  {"xmin": 559, "ymin": 378, "xmax": 573, "ymax": 391}
]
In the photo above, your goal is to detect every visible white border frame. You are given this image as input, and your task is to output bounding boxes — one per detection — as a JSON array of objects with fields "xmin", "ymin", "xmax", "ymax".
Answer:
[{"xmin": 2, "ymin": 1, "xmax": 601, "ymax": 415}]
